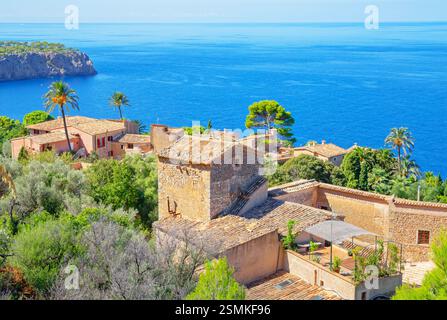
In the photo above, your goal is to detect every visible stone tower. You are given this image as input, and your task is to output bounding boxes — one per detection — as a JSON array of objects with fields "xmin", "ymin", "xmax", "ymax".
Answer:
[{"xmin": 156, "ymin": 134, "xmax": 268, "ymax": 222}]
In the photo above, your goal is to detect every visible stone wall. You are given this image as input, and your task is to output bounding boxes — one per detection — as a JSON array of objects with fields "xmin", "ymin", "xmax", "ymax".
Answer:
[
  {"xmin": 157, "ymin": 158, "xmax": 211, "ymax": 221},
  {"xmin": 389, "ymin": 206, "xmax": 447, "ymax": 261},
  {"xmin": 225, "ymin": 231, "xmax": 282, "ymax": 285},
  {"xmin": 316, "ymin": 187, "xmax": 391, "ymax": 238},
  {"xmin": 278, "ymin": 183, "xmax": 447, "ymax": 262},
  {"xmin": 273, "ymin": 187, "xmax": 317, "ymax": 207},
  {"xmin": 210, "ymin": 163, "xmax": 260, "ymax": 218}
]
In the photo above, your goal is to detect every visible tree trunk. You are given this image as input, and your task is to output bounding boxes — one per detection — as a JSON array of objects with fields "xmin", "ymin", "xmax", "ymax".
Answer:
[
  {"xmin": 397, "ymin": 147, "xmax": 401, "ymax": 176},
  {"xmin": 61, "ymin": 106, "xmax": 73, "ymax": 153},
  {"xmin": 119, "ymin": 106, "xmax": 123, "ymax": 120}
]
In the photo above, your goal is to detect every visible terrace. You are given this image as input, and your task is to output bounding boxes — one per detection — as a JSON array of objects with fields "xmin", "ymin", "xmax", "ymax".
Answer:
[{"xmin": 282, "ymin": 219, "xmax": 404, "ymax": 300}]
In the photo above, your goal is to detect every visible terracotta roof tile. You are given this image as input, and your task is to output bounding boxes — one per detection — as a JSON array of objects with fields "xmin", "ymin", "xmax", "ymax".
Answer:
[
  {"xmin": 29, "ymin": 132, "xmax": 77, "ymax": 145},
  {"xmin": 26, "ymin": 116, "xmax": 95, "ymax": 131},
  {"xmin": 118, "ymin": 134, "xmax": 151, "ymax": 144},
  {"xmin": 153, "ymin": 198, "xmax": 332, "ymax": 255},
  {"xmin": 295, "ymin": 143, "xmax": 348, "ymax": 158}
]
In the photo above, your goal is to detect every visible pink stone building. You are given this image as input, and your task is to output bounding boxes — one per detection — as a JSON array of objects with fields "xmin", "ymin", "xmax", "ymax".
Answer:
[{"xmin": 10, "ymin": 116, "xmax": 152, "ymax": 160}]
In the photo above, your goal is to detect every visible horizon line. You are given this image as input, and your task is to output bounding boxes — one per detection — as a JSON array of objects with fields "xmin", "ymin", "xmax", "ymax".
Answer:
[{"xmin": 1, "ymin": 20, "xmax": 447, "ymax": 24}]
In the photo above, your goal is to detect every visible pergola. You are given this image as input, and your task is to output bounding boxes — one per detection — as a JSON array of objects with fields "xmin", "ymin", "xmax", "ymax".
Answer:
[{"xmin": 305, "ymin": 220, "xmax": 377, "ymax": 269}]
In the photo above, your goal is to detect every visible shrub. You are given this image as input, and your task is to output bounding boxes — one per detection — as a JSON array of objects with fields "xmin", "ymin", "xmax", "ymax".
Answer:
[
  {"xmin": 186, "ymin": 257, "xmax": 245, "ymax": 300},
  {"xmin": 9, "ymin": 218, "xmax": 80, "ymax": 296}
]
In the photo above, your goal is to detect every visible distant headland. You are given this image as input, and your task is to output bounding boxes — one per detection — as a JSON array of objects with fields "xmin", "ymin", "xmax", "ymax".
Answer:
[{"xmin": 0, "ymin": 41, "xmax": 97, "ymax": 81}]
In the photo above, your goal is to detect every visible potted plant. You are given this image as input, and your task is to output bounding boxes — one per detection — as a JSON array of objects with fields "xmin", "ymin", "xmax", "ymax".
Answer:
[
  {"xmin": 332, "ymin": 256, "xmax": 342, "ymax": 273},
  {"xmin": 347, "ymin": 249, "xmax": 353, "ymax": 257}
]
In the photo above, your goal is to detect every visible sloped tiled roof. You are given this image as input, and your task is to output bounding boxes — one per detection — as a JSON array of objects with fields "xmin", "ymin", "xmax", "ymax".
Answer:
[
  {"xmin": 26, "ymin": 116, "xmax": 95, "ymax": 131},
  {"xmin": 153, "ymin": 198, "xmax": 332, "ymax": 255},
  {"xmin": 117, "ymin": 134, "xmax": 151, "ymax": 144},
  {"xmin": 247, "ymin": 271, "xmax": 342, "ymax": 300},
  {"xmin": 295, "ymin": 143, "xmax": 348, "ymax": 158},
  {"xmin": 74, "ymin": 120, "xmax": 125, "ymax": 135},
  {"xmin": 29, "ymin": 131, "xmax": 77, "ymax": 145},
  {"xmin": 158, "ymin": 135, "xmax": 263, "ymax": 165},
  {"xmin": 26, "ymin": 116, "xmax": 126, "ymax": 136}
]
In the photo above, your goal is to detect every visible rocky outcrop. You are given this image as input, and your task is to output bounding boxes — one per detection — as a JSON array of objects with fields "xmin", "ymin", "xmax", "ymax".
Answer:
[{"xmin": 0, "ymin": 51, "xmax": 97, "ymax": 81}]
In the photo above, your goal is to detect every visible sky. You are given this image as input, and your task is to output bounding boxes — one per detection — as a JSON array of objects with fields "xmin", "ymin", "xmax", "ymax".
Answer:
[{"xmin": 0, "ymin": 0, "xmax": 446, "ymax": 23}]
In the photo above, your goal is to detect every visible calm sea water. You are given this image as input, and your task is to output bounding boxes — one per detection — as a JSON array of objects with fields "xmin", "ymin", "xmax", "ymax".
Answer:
[{"xmin": 0, "ymin": 23, "xmax": 446, "ymax": 176}]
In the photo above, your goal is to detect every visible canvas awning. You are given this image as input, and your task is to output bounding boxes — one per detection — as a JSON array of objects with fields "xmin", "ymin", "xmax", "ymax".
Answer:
[{"xmin": 305, "ymin": 220, "xmax": 376, "ymax": 244}]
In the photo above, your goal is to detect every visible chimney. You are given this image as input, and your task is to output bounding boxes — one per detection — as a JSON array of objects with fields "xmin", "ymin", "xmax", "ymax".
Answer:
[{"xmin": 321, "ymin": 140, "xmax": 326, "ymax": 145}]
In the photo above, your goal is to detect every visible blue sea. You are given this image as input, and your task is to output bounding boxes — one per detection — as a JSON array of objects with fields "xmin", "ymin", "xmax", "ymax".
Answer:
[{"xmin": 0, "ymin": 23, "xmax": 446, "ymax": 176}]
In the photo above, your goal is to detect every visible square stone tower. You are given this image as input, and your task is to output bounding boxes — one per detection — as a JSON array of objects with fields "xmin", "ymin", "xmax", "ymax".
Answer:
[{"xmin": 157, "ymin": 134, "xmax": 267, "ymax": 222}]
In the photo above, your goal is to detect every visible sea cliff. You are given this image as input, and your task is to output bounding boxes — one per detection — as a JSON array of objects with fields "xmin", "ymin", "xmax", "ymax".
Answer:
[{"xmin": 0, "ymin": 41, "xmax": 97, "ymax": 81}]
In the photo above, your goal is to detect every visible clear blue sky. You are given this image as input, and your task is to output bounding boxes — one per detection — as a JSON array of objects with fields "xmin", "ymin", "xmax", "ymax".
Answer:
[{"xmin": 1, "ymin": 0, "xmax": 446, "ymax": 23}]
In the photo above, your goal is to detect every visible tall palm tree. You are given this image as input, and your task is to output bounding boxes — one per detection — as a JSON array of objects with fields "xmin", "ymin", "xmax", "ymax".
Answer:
[
  {"xmin": 43, "ymin": 81, "xmax": 79, "ymax": 153},
  {"xmin": 109, "ymin": 92, "xmax": 130, "ymax": 120},
  {"xmin": 385, "ymin": 127, "xmax": 415, "ymax": 175}
]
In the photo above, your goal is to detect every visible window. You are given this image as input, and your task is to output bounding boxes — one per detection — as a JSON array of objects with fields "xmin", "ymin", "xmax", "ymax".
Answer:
[
  {"xmin": 107, "ymin": 136, "xmax": 113, "ymax": 142},
  {"xmin": 417, "ymin": 230, "xmax": 430, "ymax": 245},
  {"xmin": 121, "ymin": 145, "xmax": 124, "ymax": 150},
  {"xmin": 108, "ymin": 151, "xmax": 114, "ymax": 157},
  {"xmin": 128, "ymin": 143, "xmax": 134, "ymax": 149},
  {"xmin": 361, "ymin": 292, "xmax": 367, "ymax": 300},
  {"xmin": 97, "ymin": 137, "xmax": 107, "ymax": 148},
  {"xmin": 320, "ymin": 206, "xmax": 329, "ymax": 211}
]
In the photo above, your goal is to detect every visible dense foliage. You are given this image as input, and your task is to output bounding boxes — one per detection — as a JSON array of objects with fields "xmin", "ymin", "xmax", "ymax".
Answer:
[
  {"xmin": 0, "ymin": 41, "xmax": 77, "ymax": 57},
  {"xmin": 0, "ymin": 116, "xmax": 26, "ymax": 152},
  {"xmin": 268, "ymin": 154, "xmax": 344, "ymax": 187},
  {"xmin": 269, "ymin": 128, "xmax": 447, "ymax": 204},
  {"xmin": 186, "ymin": 257, "xmax": 246, "ymax": 300},
  {"xmin": 245, "ymin": 100, "xmax": 296, "ymax": 145},
  {"xmin": 85, "ymin": 156, "xmax": 158, "ymax": 226},
  {"xmin": 22, "ymin": 111, "xmax": 54, "ymax": 127},
  {"xmin": 0, "ymin": 153, "xmax": 174, "ymax": 299}
]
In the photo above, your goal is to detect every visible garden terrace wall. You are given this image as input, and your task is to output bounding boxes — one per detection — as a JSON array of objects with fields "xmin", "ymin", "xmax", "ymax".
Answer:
[{"xmin": 283, "ymin": 250, "xmax": 402, "ymax": 300}]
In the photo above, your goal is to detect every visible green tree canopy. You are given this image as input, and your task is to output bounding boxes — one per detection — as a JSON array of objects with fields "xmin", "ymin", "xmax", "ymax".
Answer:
[
  {"xmin": 186, "ymin": 257, "xmax": 246, "ymax": 300},
  {"xmin": 245, "ymin": 100, "xmax": 296, "ymax": 145},
  {"xmin": 85, "ymin": 155, "xmax": 158, "ymax": 227},
  {"xmin": 385, "ymin": 127, "xmax": 415, "ymax": 175},
  {"xmin": 0, "ymin": 116, "xmax": 26, "ymax": 151},
  {"xmin": 23, "ymin": 111, "xmax": 54, "ymax": 127}
]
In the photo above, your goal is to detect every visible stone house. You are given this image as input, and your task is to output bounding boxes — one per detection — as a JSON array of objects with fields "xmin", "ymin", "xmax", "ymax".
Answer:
[
  {"xmin": 10, "ymin": 116, "xmax": 152, "ymax": 160},
  {"xmin": 153, "ymin": 133, "xmax": 408, "ymax": 300}
]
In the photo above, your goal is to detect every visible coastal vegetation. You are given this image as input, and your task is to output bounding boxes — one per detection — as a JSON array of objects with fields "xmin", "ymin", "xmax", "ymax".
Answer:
[
  {"xmin": 44, "ymin": 81, "xmax": 80, "ymax": 153},
  {"xmin": 109, "ymin": 92, "xmax": 130, "ymax": 120},
  {"xmin": 0, "ymin": 41, "xmax": 77, "ymax": 57},
  {"xmin": 269, "ymin": 128, "xmax": 447, "ymax": 204},
  {"xmin": 22, "ymin": 110, "xmax": 54, "ymax": 127},
  {"xmin": 245, "ymin": 100, "xmax": 296, "ymax": 146},
  {"xmin": 186, "ymin": 257, "xmax": 246, "ymax": 300},
  {"xmin": 0, "ymin": 153, "xmax": 199, "ymax": 299}
]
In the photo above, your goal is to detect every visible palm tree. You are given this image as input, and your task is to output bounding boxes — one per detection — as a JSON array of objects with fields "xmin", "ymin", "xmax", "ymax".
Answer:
[
  {"xmin": 385, "ymin": 127, "xmax": 415, "ymax": 175},
  {"xmin": 109, "ymin": 92, "xmax": 130, "ymax": 120},
  {"xmin": 43, "ymin": 81, "xmax": 79, "ymax": 153},
  {"xmin": 400, "ymin": 155, "xmax": 421, "ymax": 180}
]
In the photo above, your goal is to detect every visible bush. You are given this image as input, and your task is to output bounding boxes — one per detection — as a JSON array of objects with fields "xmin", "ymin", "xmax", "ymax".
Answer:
[
  {"xmin": 10, "ymin": 217, "xmax": 80, "ymax": 295},
  {"xmin": 85, "ymin": 155, "xmax": 158, "ymax": 227},
  {"xmin": 186, "ymin": 257, "xmax": 245, "ymax": 300}
]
